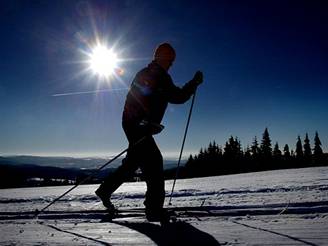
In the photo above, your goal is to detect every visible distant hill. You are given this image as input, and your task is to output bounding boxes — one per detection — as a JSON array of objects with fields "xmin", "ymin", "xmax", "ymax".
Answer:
[
  {"xmin": 0, "ymin": 158, "xmax": 116, "ymax": 188},
  {"xmin": 0, "ymin": 155, "xmax": 184, "ymax": 170},
  {"xmin": 0, "ymin": 155, "xmax": 184, "ymax": 188},
  {"xmin": 0, "ymin": 155, "xmax": 118, "ymax": 169}
]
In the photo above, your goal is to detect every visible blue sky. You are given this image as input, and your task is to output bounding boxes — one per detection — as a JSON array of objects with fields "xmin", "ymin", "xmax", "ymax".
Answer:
[{"xmin": 0, "ymin": 0, "xmax": 327, "ymax": 157}]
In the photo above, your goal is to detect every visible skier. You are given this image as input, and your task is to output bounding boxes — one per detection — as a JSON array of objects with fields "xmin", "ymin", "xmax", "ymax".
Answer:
[{"xmin": 95, "ymin": 43, "xmax": 203, "ymax": 222}]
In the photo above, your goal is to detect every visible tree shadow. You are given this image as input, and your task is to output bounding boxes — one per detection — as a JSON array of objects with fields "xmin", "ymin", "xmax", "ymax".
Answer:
[{"xmin": 113, "ymin": 220, "xmax": 220, "ymax": 246}]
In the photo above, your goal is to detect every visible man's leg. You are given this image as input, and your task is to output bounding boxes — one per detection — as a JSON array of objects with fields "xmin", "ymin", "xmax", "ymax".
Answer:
[
  {"xmin": 139, "ymin": 137, "xmax": 166, "ymax": 219},
  {"xmin": 96, "ymin": 148, "xmax": 139, "ymax": 209}
]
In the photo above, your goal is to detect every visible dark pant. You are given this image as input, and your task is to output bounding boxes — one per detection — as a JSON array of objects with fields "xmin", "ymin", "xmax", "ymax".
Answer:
[{"xmin": 98, "ymin": 124, "xmax": 165, "ymax": 211}]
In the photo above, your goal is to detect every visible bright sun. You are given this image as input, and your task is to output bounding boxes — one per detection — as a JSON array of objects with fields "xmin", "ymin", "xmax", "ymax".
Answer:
[{"xmin": 89, "ymin": 45, "xmax": 118, "ymax": 77}]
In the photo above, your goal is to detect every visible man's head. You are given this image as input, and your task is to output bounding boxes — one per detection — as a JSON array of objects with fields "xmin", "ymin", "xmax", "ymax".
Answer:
[{"xmin": 153, "ymin": 43, "xmax": 176, "ymax": 71}]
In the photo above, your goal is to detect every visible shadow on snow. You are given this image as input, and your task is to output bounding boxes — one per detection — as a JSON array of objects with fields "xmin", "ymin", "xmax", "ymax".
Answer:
[{"xmin": 112, "ymin": 220, "xmax": 220, "ymax": 246}]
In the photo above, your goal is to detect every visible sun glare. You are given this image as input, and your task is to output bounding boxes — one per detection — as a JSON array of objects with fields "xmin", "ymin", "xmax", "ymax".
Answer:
[{"xmin": 89, "ymin": 45, "xmax": 118, "ymax": 77}]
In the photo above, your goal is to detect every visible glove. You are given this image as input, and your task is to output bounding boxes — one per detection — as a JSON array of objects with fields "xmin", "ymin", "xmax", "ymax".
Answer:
[{"xmin": 192, "ymin": 71, "xmax": 203, "ymax": 85}]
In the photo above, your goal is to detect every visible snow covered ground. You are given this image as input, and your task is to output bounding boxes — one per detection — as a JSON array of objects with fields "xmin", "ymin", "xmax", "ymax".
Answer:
[{"xmin": 1, "ymin": 166, "xmax": 327, "ymax": 245}]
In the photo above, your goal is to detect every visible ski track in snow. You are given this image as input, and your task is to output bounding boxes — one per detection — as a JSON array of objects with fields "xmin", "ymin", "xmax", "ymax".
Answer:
[{"xmin": 0, "ymin": 166, "xmax": 328, "ymax": 245}]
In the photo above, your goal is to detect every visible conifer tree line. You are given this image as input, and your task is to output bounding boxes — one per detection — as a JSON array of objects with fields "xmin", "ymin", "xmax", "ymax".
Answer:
[{"xmin": 178, "ymin": 128, "xmax": 327, "ymax": 179}]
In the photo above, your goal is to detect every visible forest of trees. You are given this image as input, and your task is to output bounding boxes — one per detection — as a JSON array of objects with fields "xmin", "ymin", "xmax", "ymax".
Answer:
[{"xmin": 176, "ymin": 129, "xmax": 327, "ymax": 179}]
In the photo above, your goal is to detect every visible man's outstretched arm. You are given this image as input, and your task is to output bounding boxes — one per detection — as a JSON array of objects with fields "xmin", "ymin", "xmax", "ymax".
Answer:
[{"xmin": 164, "ymin": 71, "xmax": 203, "ymax": 104}]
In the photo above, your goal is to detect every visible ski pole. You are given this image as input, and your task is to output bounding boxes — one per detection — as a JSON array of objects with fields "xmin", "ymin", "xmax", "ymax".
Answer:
[
  {"xmin": 168, "ymin": 91, "xmax": 197, "ymax": 205},
  {"xmin": 34, "ymin": 136, "xmax": 147, "ymax": 218}
]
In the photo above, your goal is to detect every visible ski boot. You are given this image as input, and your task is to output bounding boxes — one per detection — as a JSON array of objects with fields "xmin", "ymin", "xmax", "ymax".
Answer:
[
  {"xmin": 95, "ymin": 189, "xmax": 117, "ymax": 218},
  {"xmin": 145, "ymin": 208, "xmax": 175, "ymax": 225}
]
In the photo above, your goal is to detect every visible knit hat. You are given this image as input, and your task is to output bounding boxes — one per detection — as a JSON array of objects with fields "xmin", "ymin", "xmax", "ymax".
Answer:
[{"xmin": 154, "ymin": 43, "xmax": 176, "ymax": 61}]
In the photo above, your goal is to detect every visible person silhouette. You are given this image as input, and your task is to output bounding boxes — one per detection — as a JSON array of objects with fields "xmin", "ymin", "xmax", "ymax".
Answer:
[{"xmin": 96, "ymin": 43, "xmax": 203, "ymax": 222}]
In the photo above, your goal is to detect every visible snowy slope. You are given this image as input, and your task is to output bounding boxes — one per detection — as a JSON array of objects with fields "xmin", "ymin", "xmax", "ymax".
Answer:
[{"xmin": 1, "ymin": 166, "xmax": 327, "ymax": 245}]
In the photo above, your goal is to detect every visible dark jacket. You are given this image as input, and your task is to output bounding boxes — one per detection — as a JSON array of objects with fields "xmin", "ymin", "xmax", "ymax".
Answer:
[{"xmin": 123, "ymin": 61, "xmax": 197, "ymax": 128}]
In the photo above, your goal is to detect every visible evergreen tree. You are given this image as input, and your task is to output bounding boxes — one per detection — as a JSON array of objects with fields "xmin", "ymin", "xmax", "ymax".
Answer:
[
  {"xmin": 187, "ymin": 154, "xmax": 194, "ymax": 164},
  {"xmin": 273, "ymin": 142, "xmax": 282, "ymax": 168},
  {"xmin": 291, "ymin": 150, "xmax": 295, "ymax": 157},
  {"xmin": 223, "ymin": 136, "xmax": 243, "ymax": 172},
  {"xmin": 236, "ymin": 138, "xmax": 243, "ymax": 157},
  {"xmin": 203, "ymin": 141, "xmax": 216, "ymax": 173},
  {"xmin": 303, "ymin": 133, "xmax": 312, "ymax": 164},
  {"xmin": 273, "ymin": 142, "xmax": 282, "ymax": 158},
  {"xmin": 185, "ymin": 154, "xmax": 194, "ymax": 169},
  {"xmin": 295, "ymin": 136, "xmax": 303, "ymax": 159},
  {"xmin": 251, "ymin": 136, "xmax": 260, "ymax": 157},
  {"xmin": 283, "ymin": 144, "xmax": 290, "ymax": 158},
  {"xmin": 198, "ymin": 148, "xmax": 204, "ymax": 162},
  {"xmin": 216, "ymin": 145, "xmax": 223, "ymax": 156},
  {"xmin": 224, "ymin": 136, "xmax": 235, "ymax": 158},
  {"xmin": 208, "ymin": 141, "xmax": 216, "ymax": 156},
  {"xmin": 313, "ymin": 131, "xmax": 324, "ymax": 165},
  {"xmin": 244, "ymin": 146, "xmax": 251, "ymax": 159},
  {"xmin": 260, "ymin": 128, "xmax": 272, "ymax": 159}
]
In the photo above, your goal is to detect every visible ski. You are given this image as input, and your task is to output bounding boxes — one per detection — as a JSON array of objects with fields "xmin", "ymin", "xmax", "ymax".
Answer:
[
  {"xmin": 104, "ymin": 208, "xmax": 180, "ymax": 226},
  {"xmin": 3, "ymin": 201, "xmax": 326, "ymax": 222}
]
